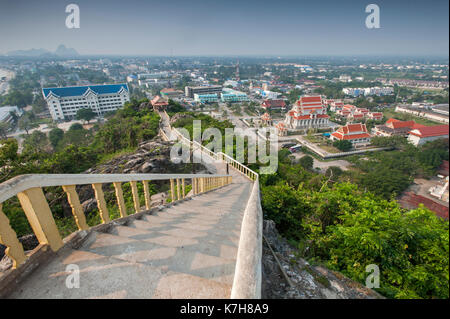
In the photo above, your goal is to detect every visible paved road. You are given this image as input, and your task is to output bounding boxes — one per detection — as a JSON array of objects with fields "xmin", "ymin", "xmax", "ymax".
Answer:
[{"xmin": 290, "ymin": 152, "xmax": 351, "ymax": 173}]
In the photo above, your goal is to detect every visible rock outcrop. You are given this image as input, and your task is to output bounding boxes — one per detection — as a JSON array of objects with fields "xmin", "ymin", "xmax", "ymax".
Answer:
[{"xmin": 60, "ymin": 137, "xmax": 206, "ymax": 215}]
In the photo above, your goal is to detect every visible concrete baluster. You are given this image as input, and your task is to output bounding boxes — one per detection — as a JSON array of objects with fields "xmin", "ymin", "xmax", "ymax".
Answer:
[{"xmin": 17, "ymin": 187, "xmax": 64, "ymax": 252}]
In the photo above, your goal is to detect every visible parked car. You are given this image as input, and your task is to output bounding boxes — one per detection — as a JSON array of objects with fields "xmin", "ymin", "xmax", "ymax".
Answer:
[{"xmin": 289, "ymin": 145, "xmax": 302, "ymax": 153}]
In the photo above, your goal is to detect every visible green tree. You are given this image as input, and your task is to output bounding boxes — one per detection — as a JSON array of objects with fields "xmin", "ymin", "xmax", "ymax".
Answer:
[
  {"xmin": 0, "ymin": 122, "xmax": 10, "ymax": 139},
  {"xmin": 299, "ymin": 155, "xmax": 314, "ymax": 170},
  {"xmin": 18, "ymin": 112, "xmax": 38, "ymax": 135},
  {"xmin": 22, "ymin": 130, "xmax": 49, "ymax": 155},
  {"xmin": 0, "ymin": 138, "xmax": 18, "ymax": 165},
  {"xmin": 333, "ymin": 140, "xmax": 352, "ymax": 152},
  {"xmin": 76, "ymin": 108, "xmax": 96, "ymax": 123},
  {"xmin": 48, "ymin": 128, "xmax": 64, "ymax": 149}
]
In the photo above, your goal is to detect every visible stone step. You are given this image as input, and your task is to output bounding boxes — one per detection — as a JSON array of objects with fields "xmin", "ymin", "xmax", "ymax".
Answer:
[{"xmin": 8, "ymin": 245, "xmax": 232, "ymax": 299}]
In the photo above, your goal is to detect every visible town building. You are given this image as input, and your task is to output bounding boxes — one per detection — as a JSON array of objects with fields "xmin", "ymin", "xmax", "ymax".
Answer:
[
  {"xmin": 366, "ymin": 112, "xmax": 383, "ymax": 121},
  {"xmin": 339, "ymin": 75, "xmax": 352, "ymax": 83},
  {"xmin": 275, "ymin": 122, "xmax": 288, "ymax": 136},
  {"xmin": 284, "ymin": 95, "xmax": 330, "ymax": 129},
  {"xmin": 261, "ymin": 112, "xmax": 273, "ymax": 126},
  {"xmin": 160, "ymin": 88, "xmax": 184, "ymax": 99},
  {"xmin": 432, "ymin": 104, "xmax": 449, "ymax": 116},
  {"xmin": 150, "ymin": 95, "xmax": 169, "ymax": 110},
  {"xmin": 372, "ymin": 118, "xmax": 425, "ymax": 137},
  {"xmin": 330, "ymin": 123, "xmax": 371, "ymax": 148},
  {"xmin": 0, "ymin": 105, "xmax": 23, "ymax": 124},
  {"xmin": 220, "ymin": 89, "xmax": 249, "ymax": 102},
  {"xmin": 263, "ymin": 91, "xmax": 281, "ymax": 99},
  {"xmin": 395, "ymin": 105, "xmax": 449, "ymax": 124},
  {"xmin": 42, "ymin": 84, "xmax": 130, "ymax": 121},
  {"xmin": 261, "ymin": 99, "xmax": 286, "ymax": 110},
  {"xmin": 336, "ymin": 104, "xmax": 383, "ymax": 123},
  {"xmin": 329, "ymin": 100, "xmax": 344, "ymax": 112},
  {"xmin": 342, "ymin": 87, "xmax": 394, "ymax": 97},
  {"xmin": 194, "ymin": 93, "xmax": 219, "ymax": 103},
  {"xmin": 398, "ymin": 192, "xmax": 448, "ymax": 220},
  {"xmin": 185, "ymin": 85, "xmax": 223, "ymax": 98},
  {"xmin": 407, "ymin": 125, "xmax": 449, "ymax": 146}
]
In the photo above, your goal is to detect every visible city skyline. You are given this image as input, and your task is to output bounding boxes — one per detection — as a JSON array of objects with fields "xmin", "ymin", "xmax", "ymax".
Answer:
[{"xmin": 0, "ymin": 0, "xmax": 449, "ymax": 57}]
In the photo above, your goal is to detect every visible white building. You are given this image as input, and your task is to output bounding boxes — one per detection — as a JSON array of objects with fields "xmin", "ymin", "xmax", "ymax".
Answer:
[
  {"xmin": 0, "ymin": 105, "xmax": 23, "ymax": 124},
  {"xmin": 42, "ymin": 84, "xmax": 130, "ymax": 121},
  {"xmin": 407, "ymin": 125, "xmax": 449, "ymax": 146},
  {"xmin": 342, "ymin": 87, "xmax": 394, "ymax": 97},
  {"xmin": 261, "ymin": 90, "xmax": 281, "ymax": 99},
  {"xmin": 339, "ymin": 75, "xmax": 352, "ymax": 82}
]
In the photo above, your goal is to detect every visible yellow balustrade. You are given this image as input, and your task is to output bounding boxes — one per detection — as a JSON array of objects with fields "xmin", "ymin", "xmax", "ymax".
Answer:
[
  {"xmin": 62, "ymin": 185, "xmax": 89, "ymax": 230},
  {"xmin": 130, "ymin": 181, "xmax": 140, "ymax": 213},
  {"xmin": 182, "ymin": 179, "xmax": 186, "ymax": 199},
  {"xmin": 142, "ymin": 180, "xmax": 152, "ymax": 210},
  {"xmin": 170, "ymin": 179, "xmax": 175, "ymax": 202},
  {"xmin": 92, "ymin": 183, "xmax": 110, "ymax": 224},
  {"xmin": 0, "ymin": 203, "xmax": 27, "ymax": 269},
  {"xmin": 112, "ymin": 182, "xmax": 127, "ymax": 218},
  {"xmin": 17, "ymin": 187, "xmax": 64, "ymax": 252},
  {"xmin": 176, "ymin": 179, "xmax": 181, "ymax": 200}
]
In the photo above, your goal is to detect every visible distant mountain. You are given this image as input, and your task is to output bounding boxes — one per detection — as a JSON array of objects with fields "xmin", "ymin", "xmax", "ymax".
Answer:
[
  {"xmin": 55, "ymin": 44, "xmax": 79, "ymax": 57},
  {"xmin": 6, "ymin": 45, "xmax": 79, "ymax": 57}
]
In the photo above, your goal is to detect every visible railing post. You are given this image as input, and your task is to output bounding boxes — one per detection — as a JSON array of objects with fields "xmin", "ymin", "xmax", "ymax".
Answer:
[
  {"xmin": 130, "ymin": 181, "xmax": 140, "ymax": 213},
  {"xmin": 176, "ymin": 179, "xmax": 181, "ymax": 200},
  {"xmin": 62, "ymin": 185, "xmax": 89, "ymax": 230},
  {"xmin": 200, "ymin": 178, "xmax": 205, "ymax": 193},
  {"xmin": 92, "ymin": 183, "xmax": 110, "ymax": 224},
  {"xmin": 0, "ymin": 203, "xmax": 27, "ymax": 269},
  {"xmin": 170, "ymin": 179, "xmax": 175, "ymax": 202},
  {"xmin": 112, "ymin": 182, "xmax": 127, "ymax": 218},
  {"xmin": 143, "ymin": 180, "xmax": 152, "ymax": 210},
  {"xmin": 17, "ymin": 187, "xmax": 64, "ymax": 252},
  {"xmin": 182, "ymin": 178, "xmax": 185, "ymax": 198}
]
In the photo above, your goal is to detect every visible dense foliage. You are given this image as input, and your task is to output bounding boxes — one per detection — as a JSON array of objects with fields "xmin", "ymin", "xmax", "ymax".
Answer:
[{"xmin": 260, "ymin": 150, "xmax": 449, "ymax": 299}]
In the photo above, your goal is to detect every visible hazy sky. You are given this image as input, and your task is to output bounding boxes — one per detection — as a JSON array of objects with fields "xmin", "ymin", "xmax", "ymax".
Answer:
[{"xmin": 0, "ymin": 0, "xmax": 448, "ymax": 56}]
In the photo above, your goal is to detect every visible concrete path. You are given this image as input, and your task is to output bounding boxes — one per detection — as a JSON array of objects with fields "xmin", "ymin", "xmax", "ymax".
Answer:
[{"xmin": 8, "ymin": 172, "xmax": 253, "ymax": 299}]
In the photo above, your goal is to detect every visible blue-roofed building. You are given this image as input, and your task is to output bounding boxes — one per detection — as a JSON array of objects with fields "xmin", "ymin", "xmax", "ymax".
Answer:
[{"xmin": 42, "ymin": 84, "xmax": 130, "ymax": 120}]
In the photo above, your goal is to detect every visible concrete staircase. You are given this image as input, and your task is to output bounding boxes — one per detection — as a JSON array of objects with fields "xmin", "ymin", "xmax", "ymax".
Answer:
[{"xmin": 8, "ymin": 174, "xmax": 252, "ymax": 299}]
